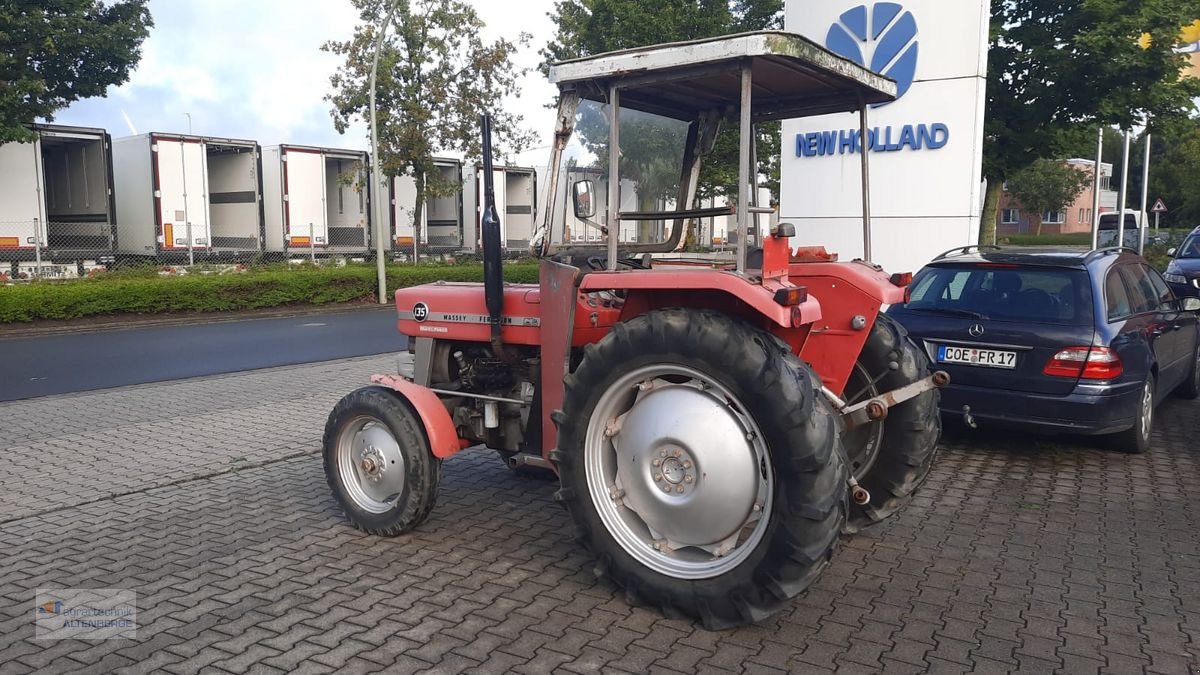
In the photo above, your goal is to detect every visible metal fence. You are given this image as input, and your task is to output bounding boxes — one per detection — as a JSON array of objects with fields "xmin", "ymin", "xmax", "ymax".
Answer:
[{"xmin": 0, "ymin": 220, "xmax": 117, "ymax": 279}]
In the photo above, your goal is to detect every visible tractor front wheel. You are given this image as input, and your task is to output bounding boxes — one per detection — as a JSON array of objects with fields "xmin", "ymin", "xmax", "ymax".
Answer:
[
  {"xmin": 323, "ymin": 386, "xmax": 442, "ymax": 536},
  {"xmin": 841, "ymin": 313, "xmax": 941, "ymax": 533},
  {"xmin": 555, "ymin": 309, "xmax": 846, "ymax": 629}
]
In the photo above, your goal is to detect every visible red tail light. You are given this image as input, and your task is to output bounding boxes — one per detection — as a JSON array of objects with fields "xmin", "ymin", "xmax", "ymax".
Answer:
[
  {"xmin": 773, "ymin": 285, "xmax": 808, "ymax": 306},
  {"xmin": 1043, "ymin": 347, "xmax": 1123, "ymax": 379}
]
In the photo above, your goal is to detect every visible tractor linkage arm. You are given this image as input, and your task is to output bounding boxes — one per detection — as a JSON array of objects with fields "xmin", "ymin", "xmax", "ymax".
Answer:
[{"xmin": 822, "ymin": 370, "xmax": 951, "ymax": 507}]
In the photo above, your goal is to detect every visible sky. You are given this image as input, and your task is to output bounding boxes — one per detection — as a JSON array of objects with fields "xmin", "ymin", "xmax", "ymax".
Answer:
[{"xmin": 53, "ymin": 0, "xmax": 561, "ymax": 168}]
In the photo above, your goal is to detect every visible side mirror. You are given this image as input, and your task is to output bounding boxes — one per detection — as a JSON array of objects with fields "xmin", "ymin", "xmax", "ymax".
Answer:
[
  {"xmin": 1182, "ymin": 297, "xmax": 1200, "ymax": 312},
  {"xmin": 572, "ymin": 180, "xmax": 595, "ymax": 220},
  {"xmin": 1168, "ymin": 247, "xmax": 1177, "ymax": 257}
]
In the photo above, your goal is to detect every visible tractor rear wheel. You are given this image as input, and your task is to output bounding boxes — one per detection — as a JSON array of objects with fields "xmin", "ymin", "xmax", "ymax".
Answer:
[
  {"xmin": 841, "ymin": 313, "xmax": 941, "ymax": 533},
  {"xmin": 323, "ymin": 386, "xmax": 442, "ymax": 536},
  {"xmin": 554, "ymin": 309, "xmax": 846, "ymax": 629}
]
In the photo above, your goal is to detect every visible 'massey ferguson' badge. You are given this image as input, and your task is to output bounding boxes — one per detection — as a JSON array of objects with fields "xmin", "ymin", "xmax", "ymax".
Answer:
[{"xmin": 412, "ymin": 302, "xmax": 429, "ymax": 322}]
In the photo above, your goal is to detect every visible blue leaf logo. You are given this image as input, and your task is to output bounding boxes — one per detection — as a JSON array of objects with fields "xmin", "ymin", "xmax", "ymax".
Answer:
[{"xmin": 825, "ymin": 3, "xmax": 919, "ymax": 105}]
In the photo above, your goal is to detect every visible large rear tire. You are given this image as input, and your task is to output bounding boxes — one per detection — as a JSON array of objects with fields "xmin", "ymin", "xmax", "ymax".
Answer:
[
  {"xmin": 554, "ymin": 309, "xmax": 847, "ymax": 630},
  {"xmin": 323, "ymin": 386, "xmax": 442, "ymax": 535},
  {"xmin": 841, "ymin": 313, "xmax": 941, "ymax": 533}
]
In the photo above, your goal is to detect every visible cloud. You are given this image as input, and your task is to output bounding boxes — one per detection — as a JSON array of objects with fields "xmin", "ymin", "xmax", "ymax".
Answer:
[{"xmin": 55, "ymin": 0, "xmax": 561, "ymax": 160}]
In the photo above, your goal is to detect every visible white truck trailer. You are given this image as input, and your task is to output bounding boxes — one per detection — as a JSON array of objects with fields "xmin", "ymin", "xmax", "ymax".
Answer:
[
  {"xmin": 111, "ymin": 133, "xmax": 264, "ymax": 260},
  {"xmin": 390, "ymin": 158, "xmax": 464, "ymax": 254},
  {"xmin": 462, "ymin": 164, "xmax": 536, "ymax": 253},
  {"xmin": 262, "ymin": 145, "xmax": 370, "ymax": 258},
  {"xmin": 0, "ymin": 124, "xmax": 116, "ymax": 267}
]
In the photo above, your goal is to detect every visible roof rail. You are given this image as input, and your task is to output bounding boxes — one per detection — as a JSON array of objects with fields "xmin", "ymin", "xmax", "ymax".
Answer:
[
  {"xmin": 933, "ymin": 244, "xmax": 1002, "ymax": 261},
  {"xmin": 1083, "ymin": 246, "xmax": 1141, "ymax": 263}
]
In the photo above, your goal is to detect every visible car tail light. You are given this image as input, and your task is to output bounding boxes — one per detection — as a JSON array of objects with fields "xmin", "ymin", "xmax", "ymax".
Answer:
[
  {"xmin": 889, "ymin": 272, "xmax": 912, "ymax": 286},
  {"xmin": 1043, "ymin": 347, "xmax": 1123, "ymax": 379}
]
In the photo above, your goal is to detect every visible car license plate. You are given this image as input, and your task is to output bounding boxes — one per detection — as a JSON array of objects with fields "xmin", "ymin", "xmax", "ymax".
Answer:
[{"xmin": 937, "ymin": 345, "xmax": 1017, "ymax": 369}]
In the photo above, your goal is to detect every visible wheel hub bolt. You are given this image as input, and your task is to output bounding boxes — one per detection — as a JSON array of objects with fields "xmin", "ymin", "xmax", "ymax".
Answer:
[
  {"xmin": 653, "ymin": 447, "xmax": 696, "ymax": 494},
  {"xmin": 359, "ymin": 447, "xmax": 387, "ymax": 481},
  {"xmin": 605, "ymin": 418, "xmax": 620, "ymax": 437}
]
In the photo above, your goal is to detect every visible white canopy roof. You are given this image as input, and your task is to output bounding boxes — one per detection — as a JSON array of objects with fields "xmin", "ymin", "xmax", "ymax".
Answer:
[{"xmin": 548, "ymin": 31, "xmax": 898, "ymax": 121}]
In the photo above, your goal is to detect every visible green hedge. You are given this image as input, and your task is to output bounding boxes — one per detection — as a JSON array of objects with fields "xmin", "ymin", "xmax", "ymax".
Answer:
[
  {"xmin": 999, "ymin": 232, "xmax": 1093, "ymax": 246},
  {"xmin": 0, "ymin": 263, "xmax": 540, "ymax": 323}
]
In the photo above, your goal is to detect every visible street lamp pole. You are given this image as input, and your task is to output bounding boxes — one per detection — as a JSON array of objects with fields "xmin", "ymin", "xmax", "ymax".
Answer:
[{"xmin": 370, "ymin": 2, "xmax": 402, "ymax": 305}]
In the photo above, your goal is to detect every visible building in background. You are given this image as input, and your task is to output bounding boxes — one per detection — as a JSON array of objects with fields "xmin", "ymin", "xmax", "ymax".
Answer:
[{"xmin": 996, "ymin": 159, "xmax": 1119, "ymax": 235}]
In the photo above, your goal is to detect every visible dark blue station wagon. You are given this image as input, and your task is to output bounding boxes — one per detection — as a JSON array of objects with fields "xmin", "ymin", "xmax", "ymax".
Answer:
[{"xmin": 888, "ymin": 247, "xmax": 1200, "ymax": 453}]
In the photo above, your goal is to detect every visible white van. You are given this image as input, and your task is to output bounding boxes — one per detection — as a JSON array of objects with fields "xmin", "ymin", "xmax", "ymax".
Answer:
[{"xmin": 1097, "ymin": 210, "xmax": 1142, "ymax": 248}]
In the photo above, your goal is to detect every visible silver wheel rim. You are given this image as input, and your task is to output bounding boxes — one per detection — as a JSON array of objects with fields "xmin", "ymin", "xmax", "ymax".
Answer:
[
  {"xmin": 336, "ymin": 416, "xmax": 407, "ymax": 514},
  {"xmin": 584, "ymin": 364, "xmax": 774, "ymax": 579},
  {"xmin": 1140, "ymin": 382, "xmax": 1153, "ymax": 441},
  {"xmin": 842, "ymin": 362, "xmax": 885, "ymax": 481}
]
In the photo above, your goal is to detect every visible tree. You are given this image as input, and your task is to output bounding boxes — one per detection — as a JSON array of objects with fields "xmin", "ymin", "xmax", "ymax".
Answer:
[
  {"xmin": 979, "ymin": 0, "xmax": 1200, "ymax": 244},
  {"xmin": 0, "ymin": 0, "xmax": 152, "ymax": 144},
  {"xmin": 544, "ymin": 0, "xmax": 783, "ymax": 248},
  {"xmin": 1147, "ymin": 119, "xmax": 1200, "ymax": 230},
  {"xmin": 324, "ymin": 0, "xmax": 535, "ymax": 246},
  {"xmin": 1004, "ymin": 159, "xmax": 1093, "ymax": 235}
]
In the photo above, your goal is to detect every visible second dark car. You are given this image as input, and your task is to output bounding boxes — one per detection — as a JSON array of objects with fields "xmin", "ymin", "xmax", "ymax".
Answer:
[
  {"xmin": 888, "ymin": 246, "xmax": 1200, "ymax": 453},
  {"xmin": 1164, "ymin": 226, "xmax": 1200, "ymax": 298}
]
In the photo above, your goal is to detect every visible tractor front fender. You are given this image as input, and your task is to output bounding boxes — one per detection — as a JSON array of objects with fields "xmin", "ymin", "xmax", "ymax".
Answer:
[{"xmin": 369, "ymin": 374, "xmax": 466, "ymax": 459}]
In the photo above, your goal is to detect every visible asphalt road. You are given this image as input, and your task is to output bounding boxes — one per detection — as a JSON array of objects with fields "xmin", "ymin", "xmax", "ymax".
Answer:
[{"xmin": 0, "ymin": 308, "xmax": 406, "ymax": 402}]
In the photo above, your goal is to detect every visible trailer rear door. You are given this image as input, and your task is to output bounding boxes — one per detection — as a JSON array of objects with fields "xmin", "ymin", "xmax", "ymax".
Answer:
[
  {"xmin": 0, "ymin": 140, "xmax": 44, "ymax": 251},
  {"xmin": 155, "ymin": 138, "xmax": 210, "ymax": 250},
  {"xmin": 284, "ymin": 150, "xmax": 327, "ymax": 247},
  {"xmin": 504, "ymin": 169, "xmax": 535, "ymax": 249}
]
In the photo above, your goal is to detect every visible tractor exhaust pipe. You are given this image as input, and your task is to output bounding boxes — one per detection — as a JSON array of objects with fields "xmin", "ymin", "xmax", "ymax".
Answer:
[{"xmin": 479, "ymin": 114, "xmax": 511, "ymax": 361}]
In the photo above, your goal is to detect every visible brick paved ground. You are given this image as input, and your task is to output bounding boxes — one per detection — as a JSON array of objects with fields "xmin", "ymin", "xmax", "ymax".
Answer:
[{"xmin": 1, "ymin": 356, "xmax": 1198, "ymax": 673}]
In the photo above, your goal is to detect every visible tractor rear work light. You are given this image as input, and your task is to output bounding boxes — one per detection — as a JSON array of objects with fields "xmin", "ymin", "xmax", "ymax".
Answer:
[
  {"xmin": 889, "ymin": 272, "xmax": 913, "ymax": 287},
  {"xmin": 1043, "ymin": 346, "xmax": 1123, "ymax": 380},
  {"xmin": 773, "ymin": 286, "xmax": 808, "ymax": 306}
]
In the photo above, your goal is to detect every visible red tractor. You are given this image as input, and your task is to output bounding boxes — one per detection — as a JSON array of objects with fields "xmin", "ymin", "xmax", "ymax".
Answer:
[{"xmin": 324, "ymin": 31, "xmax": 947, "ymax": 629}]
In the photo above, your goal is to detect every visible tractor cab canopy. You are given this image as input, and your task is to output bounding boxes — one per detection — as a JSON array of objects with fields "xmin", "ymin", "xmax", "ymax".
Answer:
[{"xmin": 532, "ymin": 31, "xmax": 897, "ymax": 271}]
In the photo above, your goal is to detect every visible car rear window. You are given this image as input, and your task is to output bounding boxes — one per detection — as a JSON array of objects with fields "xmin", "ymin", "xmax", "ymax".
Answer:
[{"xmin": 908, "ymin": 265, "xmax": 1094, "ymax": 325}]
